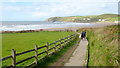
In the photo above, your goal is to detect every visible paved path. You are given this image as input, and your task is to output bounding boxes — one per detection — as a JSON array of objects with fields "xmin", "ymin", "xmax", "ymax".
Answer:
[{"xmin": 64, "ymin": 38, "xmax": 88, "ymax": 66}]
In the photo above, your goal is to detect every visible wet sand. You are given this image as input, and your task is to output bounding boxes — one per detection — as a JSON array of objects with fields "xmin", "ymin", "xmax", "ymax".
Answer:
[{"xmin": 43, "ymin": 23, "xmax": 118, "ymax": 31}]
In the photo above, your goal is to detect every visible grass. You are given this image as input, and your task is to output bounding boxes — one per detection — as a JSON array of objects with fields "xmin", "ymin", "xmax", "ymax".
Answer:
[
  {"xmin": 36, "ymin": 35, "xmax": 79, "ymax": 67},
  {"xmin": 2, "ymin": 31, "xmax": 74, "ymax": 66},
  {"xmin": 79, "ymin": 25, "xmax": 119, "ymax": 66}
]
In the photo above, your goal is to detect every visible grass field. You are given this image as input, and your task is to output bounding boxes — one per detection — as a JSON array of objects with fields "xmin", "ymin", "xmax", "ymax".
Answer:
[
  {"xmin": 2, "ymin": 31, "xmax": 74, "ymax": 66},
  {"xmin": 79, "ymin": 25, "xmax": 119, "ymax": 66}
]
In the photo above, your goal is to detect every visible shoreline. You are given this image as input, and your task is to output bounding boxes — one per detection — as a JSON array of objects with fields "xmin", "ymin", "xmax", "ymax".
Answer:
[{"xmin": 1, "ymin": 23, "xmax": 118, "ymax": 33}]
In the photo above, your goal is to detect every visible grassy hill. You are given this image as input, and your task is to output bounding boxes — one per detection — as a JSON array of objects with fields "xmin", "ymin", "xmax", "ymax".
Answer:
[{"xmin": 47, "ymin": 14, "xmax": 119, "ymax": 23}]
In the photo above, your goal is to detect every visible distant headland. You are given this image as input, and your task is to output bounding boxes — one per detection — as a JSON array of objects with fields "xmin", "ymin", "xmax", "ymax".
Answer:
[{"xmin": 47, "ymin": 14, "xmax": 119, "ymax": 23}]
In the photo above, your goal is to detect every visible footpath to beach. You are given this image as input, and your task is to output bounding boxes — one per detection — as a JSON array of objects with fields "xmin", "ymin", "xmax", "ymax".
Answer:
[{"xmin": 64, "ymin": 38, "xmax": 88, "ymax": 66}]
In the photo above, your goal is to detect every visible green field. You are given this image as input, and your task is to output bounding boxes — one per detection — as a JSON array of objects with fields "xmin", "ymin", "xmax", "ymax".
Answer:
[
  {"xmin": 79, "ymin": 25, "xmax": 119, "ymax": 66},
  {"xmin": 2, "ymin": 31, "xmax": 73, "ymax": 66}
]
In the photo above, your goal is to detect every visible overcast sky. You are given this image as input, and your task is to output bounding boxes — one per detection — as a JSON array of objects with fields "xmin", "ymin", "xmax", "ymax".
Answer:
[{"xmin": 1, "ymin": 0, "xmax": 119, "ymax": 21}]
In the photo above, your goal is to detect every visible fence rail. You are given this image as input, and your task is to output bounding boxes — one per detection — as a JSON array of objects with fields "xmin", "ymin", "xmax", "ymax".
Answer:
[{"xmin": 1, "ymin": 33, "xmax": 77, "ymax": 67}]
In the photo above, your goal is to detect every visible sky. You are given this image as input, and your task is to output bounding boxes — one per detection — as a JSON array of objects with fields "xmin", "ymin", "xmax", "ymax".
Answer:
[{"xmin": 0, "ymin": 0, "xmax": 119, "ymax": 21}]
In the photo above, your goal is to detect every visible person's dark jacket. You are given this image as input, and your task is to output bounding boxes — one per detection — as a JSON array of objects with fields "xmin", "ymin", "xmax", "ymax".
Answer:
[{"xmin": 81, "ymin": 32, "xmax": 86, "ymax": 38}]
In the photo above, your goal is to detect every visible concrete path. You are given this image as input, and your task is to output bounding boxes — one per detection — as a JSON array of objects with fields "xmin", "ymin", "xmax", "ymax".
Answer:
[{"xmin": 64, "ymin": 38, "xmax": 88, "ymax": 66}]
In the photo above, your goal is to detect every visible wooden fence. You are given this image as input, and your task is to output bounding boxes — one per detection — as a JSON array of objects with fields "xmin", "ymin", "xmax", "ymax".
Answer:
[{"xmin": 0, "ymin": 33, "xmax": 77, "ymax": 67}]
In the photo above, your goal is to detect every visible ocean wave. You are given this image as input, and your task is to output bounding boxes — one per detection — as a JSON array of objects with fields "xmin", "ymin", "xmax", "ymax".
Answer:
[{"xmin": 0, "ymin": 22, "xmax": 93, "ymax": 31}]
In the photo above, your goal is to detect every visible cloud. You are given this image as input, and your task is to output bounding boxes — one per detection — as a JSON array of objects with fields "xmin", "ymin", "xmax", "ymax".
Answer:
[
  {"xmin": 2, "ymin": 0, "xmax": 120, "ymax": 2},
  {"xmin": 9, "ymin": 0, "xmax": 17, "ymax": 2},
  {"xmin": 30, "ymin": 12, "xmax": 50, "ymax": 18},
  {"xmin": 1, "ymin": 0, "xmax": 118, "ymax": 21},
  {"xmin": 3, "ymin": 6, "xmax": 22, "ymax": 11}
]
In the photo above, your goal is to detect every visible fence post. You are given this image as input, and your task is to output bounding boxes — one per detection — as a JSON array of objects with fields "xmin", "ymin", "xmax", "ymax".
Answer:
[
  {"xmin": 59, "ymin": 39, "xmax": 62, "ymax": 48},
  {"xmin": 64, "ymin": 37, "xmax": 67, "ymax": 47},
  {"xmin": 12, "ymin": 49, "xmax": 16, "ymax": 67},
  {"xmin": 46, "ymin": 42, "xmax": 49, "ymax": 56},
  {"xmin": 54, "ymin": 41, "xmax": 57, "ymax": 52},
  {"xmin": 70, "ymin": 35, "xmax": 73, "ymax": 41},
  {"xmin": 66, "ymin": 36, "xmax": 69, "ymax": 43},
  {"xmin": 68, "ymin": 36, "xmax": 70, "ymax": 42},
  {"xmin": 34, "ymin": 44, "xmax": 38, "ymax": 65},
  {"xmin": 66, "ymin": 36, "xmax": 69, "ymax": 45},
  {"xmin": 64, "ymin": 38, "xmax": 67, "ymax": 46},
  {"xmin": 62, "ymin": 38, "xmax": 65, "ymax": 47}
]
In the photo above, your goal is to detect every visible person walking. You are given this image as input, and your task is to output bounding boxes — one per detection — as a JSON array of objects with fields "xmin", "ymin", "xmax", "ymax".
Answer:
[{"xmin": 81, "ymin": 32, "xmax": 86, "ymax": 39}]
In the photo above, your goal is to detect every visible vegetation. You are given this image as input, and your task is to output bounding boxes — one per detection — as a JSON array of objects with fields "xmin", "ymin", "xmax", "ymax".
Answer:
[
  {"xmin": 37, "ymin": 35, "xmax": 79, "ymax": 66},
  {"xmin": 79, "ymin": 25, "xmax": 119, "ymax": 66},
  {"xmin": 47, "ymin": 14, "xmax": 119, "ymax": 23},
  {"xmin": 2, "ymin": 31, "xmax": 73, "ymax": 66}
]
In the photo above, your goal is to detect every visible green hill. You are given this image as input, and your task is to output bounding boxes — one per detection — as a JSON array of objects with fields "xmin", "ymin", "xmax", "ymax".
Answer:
[{"xmin": 47, "ymin": 14, "xmax": 119, "ymax": 23}]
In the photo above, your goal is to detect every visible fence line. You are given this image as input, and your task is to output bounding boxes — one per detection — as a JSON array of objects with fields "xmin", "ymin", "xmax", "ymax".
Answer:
[{"xmin": 0, "ymin": 33, "xmax": 77, "ymax": 67}]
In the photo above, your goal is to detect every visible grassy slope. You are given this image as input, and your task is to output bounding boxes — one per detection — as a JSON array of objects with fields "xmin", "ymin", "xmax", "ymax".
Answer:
[
  {"xmin": 79, "ymin": 25, "xmax": 119, "ymax": 66},
  {"xmin": 47, "ymin": 14, "xmax": 119, "ymax": 23},
  {"xmin": 2, "ymin": 31, "xmax": 73, "ymax": 66}
]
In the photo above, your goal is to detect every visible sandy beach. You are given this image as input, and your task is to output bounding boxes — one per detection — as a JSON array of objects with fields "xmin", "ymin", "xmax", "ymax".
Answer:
[
  {"xmin": 1, "ymin": 23, "xmax": 118, "ymax": 33},
  {"xmin": 42, "ymin": 22, "xmax": 118, "ymax": 31}
]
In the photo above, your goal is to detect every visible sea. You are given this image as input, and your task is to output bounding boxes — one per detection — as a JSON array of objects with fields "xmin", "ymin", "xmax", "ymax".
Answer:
[{"xmin": 1, "ymin": 21, "xmax": 94, "ymax": 31}]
